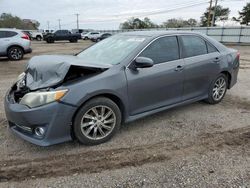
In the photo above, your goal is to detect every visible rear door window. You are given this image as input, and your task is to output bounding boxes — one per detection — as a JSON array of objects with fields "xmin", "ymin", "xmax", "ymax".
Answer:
[
  {"xmin": 181, "ymin": 35, "xmax": 207, "ymax": 58},
  {"xmin": 0, "ymin": 31, "xmax": 6, "ymax": 38},
  {"xmin": 207, "ymin": 42, "xmax": 218, "ymax": 53},
  {"xmin": 5, "ymin": 31, "xmax": 17, "ymax": 38},
  {"xmin": 139, "ymin": 36, "xmax": 179, "ymax": 64}
]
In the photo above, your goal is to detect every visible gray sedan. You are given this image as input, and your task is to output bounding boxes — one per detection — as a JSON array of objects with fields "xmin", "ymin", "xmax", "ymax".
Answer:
[{"xmin": 4, "ymin": 31, "xmax": 239, "ymax": 146}]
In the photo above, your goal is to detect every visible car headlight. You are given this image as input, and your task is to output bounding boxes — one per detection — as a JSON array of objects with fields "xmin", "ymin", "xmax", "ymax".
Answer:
[
  {"xmin": 16, "ymin": 72, "xmax": 26, "ymax": 82},
  {"xmin": 20, "ymin": 89, "xmax": 68, "ymax": 108}
]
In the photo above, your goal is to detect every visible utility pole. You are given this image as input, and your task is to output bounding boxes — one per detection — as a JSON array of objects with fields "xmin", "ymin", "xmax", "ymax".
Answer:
[
  {"xmin": 211, "ymin": 0, "xmax": 218, "ymax": 26},
  {"xmin": 207, "ymin": 0, "xmax": 213, "ymax": 27},
  {"xmin": 47, "ymin": 21, "xmax": 50, "ymax": 30},
  {"xmin": 58, "ymin": 19, "xmax": 61, "ymax": 30},
  {"xmin": 75, "ymin": 13, "xmax": 79, "ymax": 30}
]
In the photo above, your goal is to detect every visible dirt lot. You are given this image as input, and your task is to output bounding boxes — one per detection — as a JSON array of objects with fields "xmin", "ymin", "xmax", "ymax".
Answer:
[{"xmin": 0, "ymin": 41, "xmax": 250, "ymax": 187}]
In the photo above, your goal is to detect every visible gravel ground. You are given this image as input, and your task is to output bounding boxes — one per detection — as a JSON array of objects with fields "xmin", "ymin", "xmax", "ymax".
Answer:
[{"xmin": 0, "ymin": 41, "xmax": 249, "ymax": 187}]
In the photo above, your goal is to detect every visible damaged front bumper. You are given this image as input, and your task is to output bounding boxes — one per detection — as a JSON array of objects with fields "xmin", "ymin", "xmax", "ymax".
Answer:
[{"xmin": 4, "ymin": 89, "xmax": 77, "ymax": 146}]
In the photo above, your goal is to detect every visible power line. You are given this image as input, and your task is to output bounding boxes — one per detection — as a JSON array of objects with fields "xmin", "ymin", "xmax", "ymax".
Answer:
[{"xmin": 79, "ymin": 0, "xmax": 210, "ymax": 23}]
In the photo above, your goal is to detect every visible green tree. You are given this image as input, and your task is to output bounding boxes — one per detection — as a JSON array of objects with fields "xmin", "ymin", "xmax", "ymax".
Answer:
[
  {"xmin": 0, "ymin": 13, "xmax": 40, "ymax": 29},
  {"xmin": 233, "ymin": 3, "xmax": 250, "ymax": 25},
  {"xmin": 161, "ymin": 18, "xmax": 198, "ymax": 28},
  {"xmin": 120, "ymin": 17, "xmax": 158, "ymax": 29},
  {"xmin": 200, "ymin": 5, "xmax": 230, "ymax": 26}
]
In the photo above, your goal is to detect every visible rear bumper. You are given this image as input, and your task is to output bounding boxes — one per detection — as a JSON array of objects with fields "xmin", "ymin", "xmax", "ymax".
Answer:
[
  {"xmin": 4, "ymin": 91, "xmax": 76, "ymax": 146},
  {"xmin": 24, "ymin": 48, "xmax": 32, "ymax": 54},
  {"xmin": 229, "ymin": 67, "xmax": 239, "ymax": 89}
]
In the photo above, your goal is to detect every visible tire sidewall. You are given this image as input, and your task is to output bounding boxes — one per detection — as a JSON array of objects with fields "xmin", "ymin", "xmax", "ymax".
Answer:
[
  {"xmin": 7, "ymin": 46, "xmax": 24, "ymax": 61},
  {"xmin": 207, "ymin": 74, "xmax": 228, "ymax": 104},
  {"xmin": 73, "ymin": 97, "xmax": 121, "ymax": 145},
  {"xmin": 46, "ymin": 37, "xmax": 54, "ymax": 43},
  {"xmin": 36, "ymin": 36, "xmax": 42, "ymax": 41}
]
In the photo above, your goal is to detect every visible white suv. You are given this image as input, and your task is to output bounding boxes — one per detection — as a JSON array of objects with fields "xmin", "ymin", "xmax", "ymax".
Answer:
[
  {"xmin": 82, "ymin": 32, "xmax": 100, "ymax": 40},
  {"xmin": 0, "ymin": 28, "xmax": 32, "ymax": 60},
  {"xmin": 31, "ymin": 31, "xmax": 43, "ymax": 41}
]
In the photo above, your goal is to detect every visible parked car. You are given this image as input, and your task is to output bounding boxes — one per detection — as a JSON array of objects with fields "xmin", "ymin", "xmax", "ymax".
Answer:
[
  {"xmin": 91, "ymin": 33, "xmax": 112, "ymax": 42},
  {"xmin": 44, "ymin": 30, "xmax": 81, "ymax": 43},
  {"xmin": 42, "ymin": 30, "xmax": 54, "ymax": 40},
  {"xmin": 0, "ymin": 28, "xmax": 32, "ymax": 60},
  {"xmin": 82, "ymin": 32, "xmax": 100, "ymax": 40},
  {"xmin": 22, "ymin": 30, "xmax": 33, "ymax": 40},
  {"xmin": 4, "ymin": 31, "xmax": 239, "ymax": 146},
  {"xmin": 30, "ymin": 31, "xmax": 43, "ymax": 41}
]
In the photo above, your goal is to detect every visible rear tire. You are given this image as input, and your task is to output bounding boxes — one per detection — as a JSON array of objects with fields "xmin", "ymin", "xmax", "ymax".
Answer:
[
  {"xmin": 46, "ymin": 37, "xmax": 54, "ymax": 43},
  {"xmin": 7, "ymin": 46, "xmax": 24, "ymax": 61},
  {"xmin": 73, "ymin": 97, "xmax": 121, "ymax": 145},
  {"xmin": 69, "ymin": 38, "xmax": 78, "ymax": 43},
  {"xmin": 36, "ymin": 35, "xmax": 42, "ymax": 41},
  {"xmin": 205, "ymin": 74, "xmax": 228, "ymax": 104}
]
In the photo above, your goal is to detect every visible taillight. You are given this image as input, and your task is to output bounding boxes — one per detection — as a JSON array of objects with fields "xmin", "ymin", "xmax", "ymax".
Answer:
[
  {"xmin": 21, "ymin": 33, "xmax": 30, "ymax": 40},
  {"xmin": 237, "ymin": 51, "xmax": 240, "ymax": 60}
]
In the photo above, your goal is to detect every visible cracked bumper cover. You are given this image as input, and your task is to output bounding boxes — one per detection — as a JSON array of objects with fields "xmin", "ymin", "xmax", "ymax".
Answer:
[{"xmin": 4, "ymin": 93, "xmax": 77, "ymax": 146}]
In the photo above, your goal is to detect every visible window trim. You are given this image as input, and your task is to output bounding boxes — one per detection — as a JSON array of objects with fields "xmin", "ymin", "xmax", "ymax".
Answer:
[
  {"xmin": 206, "ymin": 41, "xmax": 219, "ymax": 54},
  {"xmin": 178, "ymin": 34, "xmax": 219, "ymax": 59},
  {"xmin": 127, "ymin": 33, "xmax": 220, "ymax": 69},
  {"xmin": 137, "ymin": 35, "xmax": 180, "ymax": 65}
]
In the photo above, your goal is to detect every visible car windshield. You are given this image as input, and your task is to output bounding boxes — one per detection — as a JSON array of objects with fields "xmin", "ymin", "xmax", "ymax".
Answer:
[{"xmin": 77, "ymin": 35, "xmax": 146, "ymax": 65}]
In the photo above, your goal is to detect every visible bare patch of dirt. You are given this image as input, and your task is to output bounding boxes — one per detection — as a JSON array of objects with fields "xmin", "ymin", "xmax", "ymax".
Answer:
[
  {"xmin": 223, "ymin": 95, "xmax": 250, "ymax": 111},
  {"xmin": 0, "ymin": 126, "xmax": 249, "ymax": 183}
]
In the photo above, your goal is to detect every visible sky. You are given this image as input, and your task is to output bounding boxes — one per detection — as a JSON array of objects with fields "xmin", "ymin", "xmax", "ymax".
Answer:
[{"xmin": 0, "ymin": 0, "xmax": 249, "ymax": 30}]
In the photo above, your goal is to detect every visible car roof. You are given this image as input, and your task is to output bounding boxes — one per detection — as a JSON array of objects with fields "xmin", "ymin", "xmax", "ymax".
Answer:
[
  {"xmin": 119, "ymin": 30, "xmax": 204, "ymax": 37},
  {"xmin": 0, "ymin": 28, "xmax": 22, "ymax": 31},
  {"xmin": 118, "ymin": 30, "xmax": 227, "ymax": 52}
]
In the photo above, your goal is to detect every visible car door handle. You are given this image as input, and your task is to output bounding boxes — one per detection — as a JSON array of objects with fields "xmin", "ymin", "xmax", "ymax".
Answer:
[
  {"xmin": 175, "ymin": 65, "xmax": 184, "ymax": 71},
  {"xmin": 213, "ymin": 57, "xmax": 221, "ymax": 63}
]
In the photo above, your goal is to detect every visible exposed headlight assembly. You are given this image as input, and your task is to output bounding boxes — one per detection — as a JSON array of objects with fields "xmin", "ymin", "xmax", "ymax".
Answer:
[
  {"xmin": 16, "ymin": 72, "xmax": 26, "ymax": 89},
  {"xmin": 20, "ymin": 89, "xmax": 68, "ymax": 108}
]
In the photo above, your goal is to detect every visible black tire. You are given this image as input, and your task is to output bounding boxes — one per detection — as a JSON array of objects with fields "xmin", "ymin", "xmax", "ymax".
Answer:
[
  {"xmin": 46, "ymin": 37, "xmax": 54, "ymax": 43},
  {"xmin": 36, "ymin": 35, "xmax": 42, "ymax": 41},
  {"xmin": 7, "ymin": 46, "xmax": 24, "ymax": 61},
  {"xmin": 69, "ymin": 38, "xmax": 78, "ymax": 43},
  {"xmin": 73, "ymin": 97, "xmax": 121, "ymax": 145},
  {"xmin": 205, "ymin": 73, "xmax": 228, "ymax": 104}
]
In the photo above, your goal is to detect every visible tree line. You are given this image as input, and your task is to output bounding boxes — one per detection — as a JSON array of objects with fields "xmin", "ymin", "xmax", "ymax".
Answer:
[
  {"xmin": 0, "ymin": 13, "xmax": 40, "ymax": 30},
  {"xmin": 120, "ymin": 3, "xmax": 250, "ymax": 29}
]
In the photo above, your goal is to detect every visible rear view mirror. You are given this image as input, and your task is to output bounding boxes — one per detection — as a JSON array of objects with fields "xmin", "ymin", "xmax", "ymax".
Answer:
[{"xmin": 134, "ymin": 57, "xmax": 154, "ymax": 69}]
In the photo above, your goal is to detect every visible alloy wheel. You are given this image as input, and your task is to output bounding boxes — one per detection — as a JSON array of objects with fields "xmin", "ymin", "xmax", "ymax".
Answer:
[
  {"xmin": 212, "ymin": 77, "xmax": 226, "ymax": 101},
  {"xmin": 80, "ymin": 105, "xmax": 116, "ymax": 140},
  {"xmin": 10, "ymin": 48, "xmax": 23, "ymax": 60}
]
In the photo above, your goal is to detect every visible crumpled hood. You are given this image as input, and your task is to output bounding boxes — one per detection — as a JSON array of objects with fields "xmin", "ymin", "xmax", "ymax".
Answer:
[{"xmin": 25, "ymin": 55, "xmax": 111, "ymax": 90}]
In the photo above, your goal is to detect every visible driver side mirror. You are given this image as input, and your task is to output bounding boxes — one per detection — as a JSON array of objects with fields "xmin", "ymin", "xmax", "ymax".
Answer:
[{"xmin": 134, "ymin": 57, "xmax": 154, "ymax": 69}]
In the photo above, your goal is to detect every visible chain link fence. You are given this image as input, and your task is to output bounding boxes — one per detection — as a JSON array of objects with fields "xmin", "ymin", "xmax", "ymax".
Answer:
[{"xmin": 98, "ymin": 26, "xmax": 250, "ymax": 44}]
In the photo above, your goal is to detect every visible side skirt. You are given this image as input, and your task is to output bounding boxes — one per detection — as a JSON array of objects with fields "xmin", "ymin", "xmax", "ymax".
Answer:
[{"xmin": 125, "ymin": 95, "xmax": 207, "ymax": 123}]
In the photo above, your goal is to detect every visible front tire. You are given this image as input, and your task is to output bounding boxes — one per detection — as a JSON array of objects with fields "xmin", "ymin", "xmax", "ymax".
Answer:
[
  {"xmin": 205, "ymin": 74, "xmax": 228, "ymax": 104},
  {"xmin": 7, "ymin": 46, "xmax": 24, "ymax": 60},
  {"xmin": 73, "ymin": 97, "xmax": 121, "ymax": 145}
]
